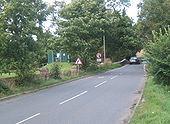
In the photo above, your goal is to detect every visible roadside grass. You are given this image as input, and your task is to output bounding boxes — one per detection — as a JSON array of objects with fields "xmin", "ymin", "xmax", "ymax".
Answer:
[
  {"xmin": 0, "ymin": 62, "xmax": 73, "ymax": 79},
  {"xmin": 129, "ymin": 77, "xmax": 170, "ymax": 124},
  {"xmin": 0, "ymin": 63, "xmax": 122, "ymax": 99},
  {"xmin": 0, "ymin": 73, "xmax": 16, "ymax": 78},
  {"xmin": 45, "ymin": 62, "xmax": 73, "ymax": 71}
]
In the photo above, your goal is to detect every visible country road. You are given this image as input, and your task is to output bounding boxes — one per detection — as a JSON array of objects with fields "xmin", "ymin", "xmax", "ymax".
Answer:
[{"xmin": 0, "ymin": 64, "xmax": 145, "ymax": 124}]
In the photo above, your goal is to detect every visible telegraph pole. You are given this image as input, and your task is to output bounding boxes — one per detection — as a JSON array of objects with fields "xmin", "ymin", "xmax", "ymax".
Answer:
[{"xmin": 103, "ymin": 35, "xmax": 106, "ymax": 63}]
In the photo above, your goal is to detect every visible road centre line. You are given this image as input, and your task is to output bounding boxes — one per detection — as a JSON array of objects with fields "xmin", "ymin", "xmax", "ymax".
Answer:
[
  {"xmin": 111, "ymin": 75, "xmax": 118, "ymax": 80},
  {"xmin": 16, "ymin": 113, "xmax": 40, "ymax": 124},
  {"xmin": 95, "ymin": 81, "xmax": 107, "ymax": 88},
  {"xmin": 98, "ymin": 76, "xmax": 104, "ymax": 79},
  {"xmin": 59, "ymin": 91, "xmax": 88, "ymax": 105}
]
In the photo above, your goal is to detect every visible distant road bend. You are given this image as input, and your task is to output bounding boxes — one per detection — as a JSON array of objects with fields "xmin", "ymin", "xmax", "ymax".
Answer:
[{"xmin": 0, "ymin": 64, "xmax": 145, "ymax": 124}]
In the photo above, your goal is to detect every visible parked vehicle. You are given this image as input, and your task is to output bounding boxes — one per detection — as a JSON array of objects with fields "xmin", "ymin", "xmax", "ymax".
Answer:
[{"xmin": 129, "ymin": 57, "xmax": 141, "ymax": 64}]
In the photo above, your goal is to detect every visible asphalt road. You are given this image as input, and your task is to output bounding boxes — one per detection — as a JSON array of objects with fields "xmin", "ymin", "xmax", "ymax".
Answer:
[{"xmin": 0, "ymin": 64, "xmax": 145, "ymax": 124}]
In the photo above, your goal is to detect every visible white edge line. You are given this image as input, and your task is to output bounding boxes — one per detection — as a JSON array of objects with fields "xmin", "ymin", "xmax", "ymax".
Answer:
[
  {"xmin": 95, "ymin": 81, "xmax": 107, "ymax": 88},
  {"xmin": 16, "ymin": 113, "xmax": 40, "ymax": 124},
  {"xmin": 111, "ymin": 75, "xmax": 118, "ymax": 80},
  {"xmin": 59, "ymin": 91, "xmax": 88, "ymax": 105}
]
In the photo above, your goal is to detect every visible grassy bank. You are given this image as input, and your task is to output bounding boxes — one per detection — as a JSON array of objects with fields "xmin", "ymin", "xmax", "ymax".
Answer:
[
  {"xmin": 0, "ymin": 62, "xmax": 74, "ymax": 79},
  {"xmin": 130, "ymin": 78, "xmax": 170, "ymax": 124},
  {"xmin": 0, "ymin": 63, "xmax": 121, "ymax": 99}
]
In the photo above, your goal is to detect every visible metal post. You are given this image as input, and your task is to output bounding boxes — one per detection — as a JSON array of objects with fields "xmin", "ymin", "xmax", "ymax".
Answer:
[
  {"xmin": 52, "ymin": 51, "xmax": 54, "ymax": 63},
  {"xmin": 103, "ymin": 35, "xmax": 106, "ymax": 63},
  {"xmin": 77, "ymin": 65, "xmax": 79, "ymax": 75},
  {"xmin": 60, "ymin": 51, "xmax": 61, "ymax": 62}
]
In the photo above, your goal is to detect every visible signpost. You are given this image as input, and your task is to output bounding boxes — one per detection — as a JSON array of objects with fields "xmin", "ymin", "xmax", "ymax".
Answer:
[
  {"xmin": 74, "ymin": 57, "xmax": 83, "ymax": 75},
  {"xmin": 96, "ymin": 53, "xmax": 102, "ymax": 63},
  {"xmin": 96, "ymin": 53, "xmax": 102, "ymax": 58}
]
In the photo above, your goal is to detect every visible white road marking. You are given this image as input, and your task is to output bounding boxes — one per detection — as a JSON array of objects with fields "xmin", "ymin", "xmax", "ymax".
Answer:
[
  {"xmin": 16, "ymin": 113, "xmax": 40, "ymax": 124},
  {"xmin": 86, "ymin": 77, "xmax": 92, "ymax": 79},
  {"xmin": 111, "ymin": 75, "xmax": 118, "ymax": 80},
  {"xmin": 144, "ymin": 64, "xmax": 147, "ymax": 72},
  {"xmin": 59, "ymin": 91, "xmax": 88, "ymax": 105},
  {"xmin": 95, "ymin": 81, "xmax": 107, "ymax": 88},
  {"xmin": 98, "ymin": 77, "xmax": 104, "ymax": 79}
]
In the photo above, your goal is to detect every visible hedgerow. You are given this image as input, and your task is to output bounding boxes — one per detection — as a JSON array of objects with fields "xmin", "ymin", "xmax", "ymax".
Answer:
[{"xmin": 145, "ymin": 28, "xmax": 170, "ymax": 85}]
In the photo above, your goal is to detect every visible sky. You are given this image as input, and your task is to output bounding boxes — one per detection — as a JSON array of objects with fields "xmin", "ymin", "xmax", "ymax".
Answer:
[
  {"xmin": 43, "ymin": 0, "xmax": 141, "ymax": 30},
  {"xmin": 126, "ymin": 0, "xmax": 141, "ymax": 22}
]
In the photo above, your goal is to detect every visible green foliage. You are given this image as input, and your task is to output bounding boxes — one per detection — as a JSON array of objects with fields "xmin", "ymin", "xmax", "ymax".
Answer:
[
  {"xmin": 15, "ymin": 71, "xmax": 40, "ymax": 86},
  {"xmin": 55, "ymin": 0, "xmax": 106, "ymax": 68},
  {"xmin": 106, "ymin": 0, "xmax": 130, "ymax": 10},
  {"xmin": 138, "ymin": 0, "xmax": 170, "ymax": 40},
  {"xmin": 45, "ymin": 62, "xmax": 73, "ymax": 71},
  {"xmin": 130, "ymin": 78, "xmax": 170, "ymax": 124},
  {"xmin": 54, "ymin": 0, "xmax": 140, "ymax": 66},
  {"xmin": 0, "ymin": 80, "xmax": 10, "ymax": 94},
  {"xmin": 50, "ymin": 63, "xmax": 61, "ymax": 79},
  {"xmin": 145, "ymin": 28, "xmax": 170, "ymax": 85},
  {"xmin": 86, "ymin": 64, "xmax": 99, "ymax": 72},
  {"xmin": 0, "ymin": 0, "xmax": 51, "ymax": 85},
  {"xmin": 106, "ymin": 9, "xmax": 141, "ymax": 61}
]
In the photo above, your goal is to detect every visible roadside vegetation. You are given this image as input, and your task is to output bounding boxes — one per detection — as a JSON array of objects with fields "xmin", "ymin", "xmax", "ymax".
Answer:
[
  {"xmin": 0, "ymin": 0, "xmax": 139, "ymax": 97},
  {"xmin": 45, "ymin": 62, "xmax": 73, "ymax": 71},
  {"xmin": 129, "ymin": 0, "xmax": 170, "ymax": 123},
  {"xmin": 0, "ymin": 63, "xmax": 121, "ymax": 98},
  {"xmin": 0, "ymin": 0, "xmax": 170, "ymax": 123},
  {"xmin": 130, "ymin": 29, "xmax": 170, "ymax": 124},
  {"xmin": 145, "ymin": 29, "xmax": 170, "ymax": 85},
  {"xmin": 130, "ymin": 78, "xmax": 170, "ymax": 124}
]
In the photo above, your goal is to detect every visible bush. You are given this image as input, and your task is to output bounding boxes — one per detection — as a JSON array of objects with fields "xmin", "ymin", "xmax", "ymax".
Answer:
[
  {"xmin": 86, "ymin": 64, "xmax": 99, "ymax": 72},
  {"xmin": 0, "ymin": 80, "xmax": 10, "ymax": 94},
  {"xmin": 15, "ymin": 71, "xmax": 39, "ymax": 86},
  {"xmin": 50, "ymin": 63, "xmax": 61, "ymax": 79},
  {"xmin": 145, "ymin": 28, "xmax": 170, "ymax": 85}
]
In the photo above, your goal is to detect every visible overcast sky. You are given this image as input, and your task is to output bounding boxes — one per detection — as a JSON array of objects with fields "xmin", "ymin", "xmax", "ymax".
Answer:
[{"xmin": 43, "ymin": 0, "xmax": 141, "ymax": 30}]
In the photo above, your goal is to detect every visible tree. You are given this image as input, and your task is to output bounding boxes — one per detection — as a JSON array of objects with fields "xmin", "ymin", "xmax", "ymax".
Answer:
[
  {"xmin": 53, "ymin": 0, "xmax": 140, "ymax": 66},
  {"xmin": 55, "ymin": 0, "xmax": 106, "ymax": 68},
  {"xmin": 138, "ymin": 0, "xmax": 170, "ymax": 40},
  {"xmin": 102, "ymin": 9, "xmax": 141, "ymax": 61},
  {"xmin": 0, "ymin": 0, "xmax": 51, "ymax": 85}
]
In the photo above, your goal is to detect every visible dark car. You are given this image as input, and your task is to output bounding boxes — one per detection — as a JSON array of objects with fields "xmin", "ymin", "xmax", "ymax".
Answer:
[{"xmin": 129, "ymin": 57, "xmax": 141, "ymax": 64}]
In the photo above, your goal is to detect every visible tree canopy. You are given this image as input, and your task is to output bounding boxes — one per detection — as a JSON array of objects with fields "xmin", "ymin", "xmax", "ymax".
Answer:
[
  {"xmin": 138, "ymin": 0, "xmax": 170, "ymax": 39},
  {"xmin": 0, "ymin": 0, "xmax": 51, "ymax": 85},
  {"xmin": 53, "ymin": 0, "xmax": 140, "ymax": 67}
]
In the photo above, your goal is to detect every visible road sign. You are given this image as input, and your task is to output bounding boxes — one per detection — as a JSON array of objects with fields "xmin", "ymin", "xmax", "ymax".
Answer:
[
  {"xmin": 97, "ymin": 58, "xmax": 102, "ymax": 62},
  {"xmin": 74, "ymin": 57, "xmax": 83, "ymax": 65},
  {"xmin": 96, "ymin": 53, "xmax": 102, "ymax": 58}
]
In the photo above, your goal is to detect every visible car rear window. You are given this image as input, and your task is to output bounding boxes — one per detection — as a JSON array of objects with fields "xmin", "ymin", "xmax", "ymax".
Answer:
[{"xmin": 130, "ymin": 57, "xmax": 137, "ymax": 59}]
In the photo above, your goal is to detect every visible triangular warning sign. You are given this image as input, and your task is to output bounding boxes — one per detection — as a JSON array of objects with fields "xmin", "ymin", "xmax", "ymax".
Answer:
[{"xmin": 74, "ymin": 57, "xmax": 83, "ymax": 65}]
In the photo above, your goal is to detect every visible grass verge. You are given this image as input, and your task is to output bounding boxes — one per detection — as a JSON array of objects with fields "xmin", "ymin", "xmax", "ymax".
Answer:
[
  {"xmin": 45, "ymin": 62, "xmax": 73, "ymax": 71},
  {"xmin": 129, "ymin": 77, "xmax": 170, "ymax": 124},
  {"xmin": 0, "ymin": 62, "xmax": 74, "ymax": 79},
  {"xmin": 0, "ymin": 63, "xmax": 122, "ymax": 99}
]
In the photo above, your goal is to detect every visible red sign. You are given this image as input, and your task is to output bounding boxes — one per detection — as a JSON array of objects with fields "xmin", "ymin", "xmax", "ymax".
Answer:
[
  {"xmin": 74, "ymin": 57, "xmax": 83, "ymax": 65},
  {"xmin": 96, "ymin": 53, "xmax": 102, "ymax": 58}
]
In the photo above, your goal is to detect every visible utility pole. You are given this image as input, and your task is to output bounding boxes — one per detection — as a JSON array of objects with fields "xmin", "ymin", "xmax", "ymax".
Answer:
[{"xmin": 103, "ymin": 35, "xmax": 106, "ymax": 63}]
